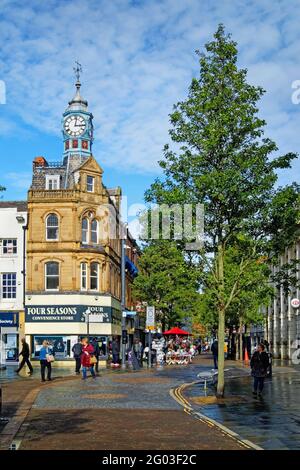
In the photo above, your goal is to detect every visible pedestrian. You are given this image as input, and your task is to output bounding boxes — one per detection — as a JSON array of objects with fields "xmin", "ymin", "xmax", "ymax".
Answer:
[
  {"xmin": 250, "ymin": 342, "xmax": 270, "ymax": 397},
  {"xmin": 211, "ymin": 339, "xmax": 218, "ymax": 369},
  {"xmin": 15, "ymin": 338, "xmax": 33, "ymax": 375},
  {"xmin": 81, "ymin": 337, "xmax": 96, "ymax": 380},
  {"xmin": 91, "ymin": 337, "xmax": 100, "ymax": 373},
  {"xmin": 111, "ymin": 336, "xmax": 120, "ymax": 367},
  {"xmin": 39, "ymin": 340, "xmax": 54, "ymax": 382},
  {"xmin": 133, "ymin": 339, "xmax": 143, "ymax": 367},
  {"xmin": 72, "ymin": 337, "xmax": 83, "ymax": 374}
]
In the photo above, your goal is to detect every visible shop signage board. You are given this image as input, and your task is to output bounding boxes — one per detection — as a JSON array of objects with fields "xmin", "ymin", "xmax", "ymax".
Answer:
[
  {"xmin": 0, "ymin": 312, "xmax": 19, "ymax": 327},
  {"xmin": 25, "ymin": 305, "xmax": 121, "ymax": 323},
  {"xmin": 291, "ymin": 298, "xmax": 300, "ymax": 309}
]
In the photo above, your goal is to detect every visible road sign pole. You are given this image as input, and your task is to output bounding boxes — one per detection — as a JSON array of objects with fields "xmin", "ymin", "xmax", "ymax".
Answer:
[{"xmin": 148, "ymin": 330, "xmax": 152, "ymax": 368}]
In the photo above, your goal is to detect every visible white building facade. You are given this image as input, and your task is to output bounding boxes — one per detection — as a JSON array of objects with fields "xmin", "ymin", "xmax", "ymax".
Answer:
[
  {"xmin": 266, "ymin": 241, "xmax": 300, "ymax": 359},
  {"xmin": 0, "ymin": 202, "xmax": 27, "ymax": 366}
]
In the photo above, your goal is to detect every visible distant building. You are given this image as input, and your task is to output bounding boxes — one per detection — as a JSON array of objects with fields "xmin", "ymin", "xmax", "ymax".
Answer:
[
  {"xmin": 265, "ymin": 242, "xmax": 300, "ymax": 359},
  {"xmin": 0, "ymin": 201, "xmax": 27, "ymax": 366}
]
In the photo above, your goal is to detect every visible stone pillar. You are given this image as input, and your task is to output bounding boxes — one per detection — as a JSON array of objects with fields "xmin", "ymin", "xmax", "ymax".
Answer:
[
  {"xmin": 288, "ymin": 241, "xmax": 300, "ymax": 359},
  {"xmin": 280, "ymin": 252, "xmax": 288, "ymax": 359},
  {"xmin": 273, "ymin": 264, "xmax": 280, "ymax": 358}
]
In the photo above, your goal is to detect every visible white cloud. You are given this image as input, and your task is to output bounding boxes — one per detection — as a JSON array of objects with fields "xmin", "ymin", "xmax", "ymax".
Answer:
[{"xmin": 1, "ymin": 0, "xmax": 300, "ymax": 178}]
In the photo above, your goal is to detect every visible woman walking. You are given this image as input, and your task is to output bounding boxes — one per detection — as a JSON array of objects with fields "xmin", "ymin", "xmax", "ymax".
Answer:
[
  {"xmin": 250, "ymin": 342, "xmax": 270, "ymax": 397},
  {"xmin": 81, "ymin": 337, "xmax": 96, "ymax": 380},
  {"xmin": 39, "ymin": 340, "xmax": 54, "ymax": 382}
]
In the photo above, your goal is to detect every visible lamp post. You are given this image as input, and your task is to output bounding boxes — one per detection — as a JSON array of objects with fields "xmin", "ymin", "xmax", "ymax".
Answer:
[{"xmin": 121, "ymin": 237, "xmax": 126, "ymax": 369}]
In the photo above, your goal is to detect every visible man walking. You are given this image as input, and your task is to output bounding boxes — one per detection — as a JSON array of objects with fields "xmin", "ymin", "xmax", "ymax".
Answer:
[
  {"xmin": 91, "ymin": 337, "xmax": 100, "ymax": 373},
  {"xmin": 72, "ymin": 338, "xmax": 83, "ymax": 374},
  {"xmin": 16, "ymin": 338, "xmax": 33, "ymax": 375},
  {"xmin": 211, "ymin": 338, "xmax": 218, "ymax": 370},
  {"xmin": 111, "ymin": 336, "xmax": 120, "ymax": 367}
]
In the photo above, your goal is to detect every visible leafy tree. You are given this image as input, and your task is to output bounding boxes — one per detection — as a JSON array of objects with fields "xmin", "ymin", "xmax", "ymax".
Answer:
[
  {"xmin": 132, "ymin": 240, "xmax": 201, "ymax": 330},
  {"xmin": 145, "ymin": 25, "xmax": 300, "ymax": 396}
]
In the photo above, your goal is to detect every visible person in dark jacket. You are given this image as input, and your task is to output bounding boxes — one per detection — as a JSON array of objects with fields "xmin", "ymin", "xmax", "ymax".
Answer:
[
  {"xmin": 111, "ymin": 336, "xmax": 120, "ymax": 367},
  {"xmin": 211, "ymin": 339, "xmax": 218, "ymax": 369},
  {"xmin": 16, "ymin": 338, "xmax": 33, "ymax": 375},
  {"xmin": 91, "ymin": 337, "xmax": 100, "ymax": 373},
  {"xmin": 72, "ymin": 338, "xmax": 83, "ymax": 374},
  {"xmin": 250, "ymin": 343, "xmax": 270, "ymax": 397}
]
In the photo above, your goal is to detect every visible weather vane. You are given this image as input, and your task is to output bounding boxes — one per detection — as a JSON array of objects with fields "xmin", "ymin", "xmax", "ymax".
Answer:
[{"xmin": 73, "ymin": 61, "xmax": 82, "ymax": 82}]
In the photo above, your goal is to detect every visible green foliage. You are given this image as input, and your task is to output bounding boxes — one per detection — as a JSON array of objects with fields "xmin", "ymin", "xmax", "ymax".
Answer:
[
  {"xmin": 132, "ymin": 240, "xmax": 201, "ymax": 328},
  {"xmin": 144, "ymin": 24, "xmax": 300, "ymax": 395}
]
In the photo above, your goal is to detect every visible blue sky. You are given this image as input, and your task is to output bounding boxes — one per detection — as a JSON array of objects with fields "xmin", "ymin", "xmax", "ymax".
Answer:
[{"xmin": 1, "ymin": 0, "xmax": 300, "ymax": 214}]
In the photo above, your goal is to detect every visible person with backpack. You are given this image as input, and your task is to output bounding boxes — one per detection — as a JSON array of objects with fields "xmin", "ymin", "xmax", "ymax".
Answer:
[
  {"xmin": 250, "ymin": 342, "xmax": 270, "ymax": 397},
  {"xmin": 72, "ymin": 338, "xmax": 83, "ymax": 374}
]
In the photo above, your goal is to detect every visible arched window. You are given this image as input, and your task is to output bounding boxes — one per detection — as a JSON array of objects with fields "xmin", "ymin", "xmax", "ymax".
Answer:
[
  {"xmin": 46, "ymin": 214, "xmax": 59, "ymax": 241},
  {"xmin": 82, "ymin": 218, "xmax": 89, "ymax": 244},
  {"xmin": 91, "ymin": 219, "xmax": 98, "ymax": 244},
  {"xmin": 81, "ymin": 262, "xmax": 87, "ymax": 290},
  {"xmin": 90, "ymin": 262, "xmax": 99, "ymax": 290},
  {"xmin": 45, "ymin": 262, "xmax": 59, "ymax": 290}
]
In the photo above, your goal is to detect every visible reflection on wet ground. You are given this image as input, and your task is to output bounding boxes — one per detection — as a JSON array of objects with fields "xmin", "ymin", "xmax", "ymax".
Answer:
[{"xmin": 186, "ymin": 370, "xmax": 300, "ymax": 450}]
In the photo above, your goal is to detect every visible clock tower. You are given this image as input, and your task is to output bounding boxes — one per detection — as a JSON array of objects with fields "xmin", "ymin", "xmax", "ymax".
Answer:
[{"xmin": 62, "ymin": 62, "xmax": 93, "ymax": 164}]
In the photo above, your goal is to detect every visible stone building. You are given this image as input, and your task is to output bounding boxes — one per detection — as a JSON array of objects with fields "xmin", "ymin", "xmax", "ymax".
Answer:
[
  {"xmin": 265, "ymin": 241, "xmax": 300, "ymax": 359},
  {"xmin": 24, "ymin": 75, "xmax": 138, "ymax": 363}
]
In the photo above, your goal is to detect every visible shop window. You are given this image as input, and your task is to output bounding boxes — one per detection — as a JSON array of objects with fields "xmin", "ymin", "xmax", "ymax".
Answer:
[
  {"xmin": 0, "ymin": 239, "xmax": 17, "ymax": 255},
  {"xmin": 81, "ymin": 262, "xmax": 87, "ymax": 290},
  {"xmin": 45, "ymin": 262, "xmax": 59, "ymax": 290},
  {"xmin": 87, "ymin": 175, "xmax": 95, "ymax": 192},
  {"xmin": 91, "ymin": 219, "xmax": 98, "ymax": 243},
  {"xmin": 46, "ymin": 213, "xmax": 59, "ymax": 241},
  {"xmin": 90, "ymin": 262, "xmax": 99, "ymax": 290},
  {"xmin": 82, "ymin": 217, "xmax": 89, "ymax": 244},
  {"xmin": 1, "ymin": 273, "xmax": 16, "ymax": 299}
]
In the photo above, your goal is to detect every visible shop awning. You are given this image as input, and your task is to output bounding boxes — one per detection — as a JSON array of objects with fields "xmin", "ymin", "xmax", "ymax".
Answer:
[{"xmin": 163, "ymin": 327, "xmax": 191, "ymax": 336}]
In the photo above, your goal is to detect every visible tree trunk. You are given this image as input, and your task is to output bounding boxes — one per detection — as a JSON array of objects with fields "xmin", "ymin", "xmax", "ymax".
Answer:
[
  {"xmin": 217, "ymin": 242, "xmax": 225, "ymax": 398},
  {"xmin": 235, "ymin": 333, "xmax": 239, "ymax": 361}
]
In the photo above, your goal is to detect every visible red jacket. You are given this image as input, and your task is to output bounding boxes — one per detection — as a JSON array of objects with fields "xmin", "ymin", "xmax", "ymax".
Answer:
[{"xmin": 81, "ymin": 344, "xmax": 94, "ymax": 367}]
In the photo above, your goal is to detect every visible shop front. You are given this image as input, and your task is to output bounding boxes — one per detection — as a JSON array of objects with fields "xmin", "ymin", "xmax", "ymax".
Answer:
[
  {"xmin": 24, "ymin": 302, "xmax": 122, "ymax": 366},
  {"xmin": 0, "ymin": 312, "xmax": 20, "ymax": 365}
]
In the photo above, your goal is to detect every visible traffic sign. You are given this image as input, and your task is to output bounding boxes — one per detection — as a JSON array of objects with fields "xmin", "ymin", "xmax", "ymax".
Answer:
[{"xmin": 146, "ymin": 306, "xmax": 155, "ymax": 328}]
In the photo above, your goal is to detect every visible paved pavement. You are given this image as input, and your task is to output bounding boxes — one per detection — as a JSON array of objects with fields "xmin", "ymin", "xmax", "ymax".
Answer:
[
  {"xmin": 182, "ymin": 360, "xmax": 300, "ymax": 450},
  {"xmin": 1, "ymin": 354, "xmax": 299, "ymax": 450},
  {"xmin": 0, "ymin": 359, "xmax": 244, "ymax": 451}
]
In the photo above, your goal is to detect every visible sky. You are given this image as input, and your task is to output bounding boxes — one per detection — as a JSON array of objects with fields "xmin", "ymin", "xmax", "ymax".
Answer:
[{"xmin": 1, "ymin": 0, "xmax": 300, "ymax": 216}]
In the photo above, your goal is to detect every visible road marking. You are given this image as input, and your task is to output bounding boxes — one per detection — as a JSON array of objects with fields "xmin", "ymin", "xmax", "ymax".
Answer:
[{"xmin": 170, "ymin": 382, "xmax": 264, "ymax": 451}]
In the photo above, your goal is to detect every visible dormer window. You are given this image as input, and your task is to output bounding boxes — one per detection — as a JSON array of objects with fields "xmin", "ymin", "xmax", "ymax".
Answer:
[
  {"xmin": 87, "ymin": 175, "xmax": 95, "ymax": 193},
  {"xmin": 46, "ymin": 175, "xmax": 60, "ymax": 190}
]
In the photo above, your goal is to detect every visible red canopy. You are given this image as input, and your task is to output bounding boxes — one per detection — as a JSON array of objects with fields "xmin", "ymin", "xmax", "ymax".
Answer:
[{"xmin": 163, "ymin": 327, "xmax": 191, "ymax": 336}]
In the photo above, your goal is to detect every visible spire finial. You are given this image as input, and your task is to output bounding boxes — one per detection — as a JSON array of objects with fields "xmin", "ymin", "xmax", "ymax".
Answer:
[{"xmin": 73, "ymin": 61, "xmax": 82, "ymax": 85}]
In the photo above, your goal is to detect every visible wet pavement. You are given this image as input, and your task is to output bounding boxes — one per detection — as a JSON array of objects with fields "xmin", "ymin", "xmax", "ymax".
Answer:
[
  {"xmin": 1, "ymin": 355, "xmax": 299, "ymax": 450},
  {"xmin": 185, "ymin": 365, "xmax": 300, "ymax": 450}
]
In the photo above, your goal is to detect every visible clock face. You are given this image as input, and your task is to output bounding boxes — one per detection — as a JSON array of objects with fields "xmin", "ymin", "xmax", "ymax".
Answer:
[{"xmin": 64, "ymin": 115, "xmax": 86, "ymax": 137}]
